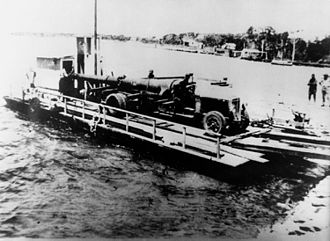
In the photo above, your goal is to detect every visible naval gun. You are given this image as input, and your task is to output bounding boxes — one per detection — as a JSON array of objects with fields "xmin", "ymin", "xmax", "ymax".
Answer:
[{"xmin": 59, "ymin": 73, "xmax": 249, "ymax": 133}]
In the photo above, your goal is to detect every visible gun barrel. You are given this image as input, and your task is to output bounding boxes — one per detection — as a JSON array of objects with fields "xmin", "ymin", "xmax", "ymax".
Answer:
[{"xmin": 74, "ymin": 73, "xmax": 193, "ymax": 96}]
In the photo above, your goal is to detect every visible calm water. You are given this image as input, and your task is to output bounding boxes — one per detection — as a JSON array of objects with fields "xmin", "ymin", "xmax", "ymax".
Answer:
[{"xmin": 0, "ymin": 35, "xmax": 329, "ymax": 239}]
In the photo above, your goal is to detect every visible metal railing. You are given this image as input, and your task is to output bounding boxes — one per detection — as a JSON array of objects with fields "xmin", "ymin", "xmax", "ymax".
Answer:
[{"xmin": 33, "ymin": 87, "xmax": 222, "ymax": 159}]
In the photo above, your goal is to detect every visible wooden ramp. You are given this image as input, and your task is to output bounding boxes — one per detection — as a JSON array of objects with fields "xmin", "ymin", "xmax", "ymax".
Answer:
[
  {"xmin": 261, "ymin": 130, "xmax": 330, "ymax": 146},
  {"xmin": 232, "ymin": 137, "xmax": 330, "ymax": 160},
  {"xmin": 220, "ymin": 127, "xmax": 271, "ymax": 144}
]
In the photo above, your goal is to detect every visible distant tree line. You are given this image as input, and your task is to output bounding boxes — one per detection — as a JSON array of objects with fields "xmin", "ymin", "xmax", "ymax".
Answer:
[
  {"xmin": 136, "ymin": 36, "xmax": 159, "ymax": 44},
  {"xmin": 101, "ymin": 34, "xmax": 131, "ymax": 41},
  {"xmin": 160, "ymin": 26, "xmax": 330, "ymax": 62}
]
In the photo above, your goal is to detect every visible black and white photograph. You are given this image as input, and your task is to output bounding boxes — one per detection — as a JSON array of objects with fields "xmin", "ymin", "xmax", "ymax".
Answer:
[{"xmin": 0, "ymin": 0, "xmax": 329, "ymax": 240}]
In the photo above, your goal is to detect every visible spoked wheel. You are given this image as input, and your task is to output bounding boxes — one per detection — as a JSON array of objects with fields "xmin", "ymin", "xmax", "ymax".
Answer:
[{"xmin": 203, "ymin": 111, "xmax": 225, "ymax": 133}]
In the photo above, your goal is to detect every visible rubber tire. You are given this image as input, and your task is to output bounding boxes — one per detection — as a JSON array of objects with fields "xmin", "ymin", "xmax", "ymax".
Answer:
[
  {"xmin": 203, "ymin": 111, "xmax": 225, "ymax": 133},
  {"xmin": 28, "ymin": 97, "xmax": 41, "ymax": 119}
]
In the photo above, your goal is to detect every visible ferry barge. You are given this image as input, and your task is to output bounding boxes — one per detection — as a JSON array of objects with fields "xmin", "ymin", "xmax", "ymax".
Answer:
[
  {"xmin": 3, "ymin": 26, "xmax": 330, "ymax": 168},
  {"xmin": 4, "ymin": 75, "xmax": 330, "ymax": 168}
]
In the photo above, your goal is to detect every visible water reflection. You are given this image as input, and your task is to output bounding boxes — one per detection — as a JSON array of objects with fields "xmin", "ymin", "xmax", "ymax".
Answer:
[{"xmin": 0, "ymin": 103, "xmax": 328, "ymax": 238}]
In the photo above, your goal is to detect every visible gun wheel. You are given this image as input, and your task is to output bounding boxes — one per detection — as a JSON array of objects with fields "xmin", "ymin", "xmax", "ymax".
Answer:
[{"xmin": 104, "ymin": 93, "xmax": 127, "ymax": 116}]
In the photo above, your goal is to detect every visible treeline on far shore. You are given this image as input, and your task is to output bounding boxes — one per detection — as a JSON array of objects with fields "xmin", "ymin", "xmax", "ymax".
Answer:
[
  {"xmin": 143, "ymin": 26, "xmax": 330, "ymax": 63},
  {"xmin": 12, "ymin": 27, "xmax": 330, "ymax": 63}
]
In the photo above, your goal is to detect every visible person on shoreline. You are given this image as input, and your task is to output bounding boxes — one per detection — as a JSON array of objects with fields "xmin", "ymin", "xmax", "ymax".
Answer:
[
  {"xmin": 307, "ymin": 74, "xmax": 317, "ymax": 102},
  {"xmin": 320, "ymin": 74, "xmax": 330, "ymax": 107}
]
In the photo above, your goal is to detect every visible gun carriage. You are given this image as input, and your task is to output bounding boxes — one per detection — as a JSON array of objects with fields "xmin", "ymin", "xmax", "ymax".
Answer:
[{"xmin": 59, "ymin": 73, "xmax": 249, "ymax": 133}]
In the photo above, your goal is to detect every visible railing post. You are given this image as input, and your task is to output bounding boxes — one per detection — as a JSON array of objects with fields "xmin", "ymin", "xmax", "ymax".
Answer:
[
  {"xmin": 152, "ymin": 120, "xmax": 156, "ymax": 140},
  {"xmin": 216, "ymin": 136, "xmax": 221, "ymax": 158},
  {"xmin": 64, "ymin": 97, "xmax": 67, "ymax": 114},
  {"xmin": 126, "ymin": 113, "xmax": 129, "ymax": 132},
  {"xmin": 302, "ymin": 114, "xmax": 305, "ymax": 129},
  {"xmin": 98, "ymin": 105, "xmax": 101, "ymax": 121},
  {"xmin": 48, "ymin": 95, "xmax": 51, "ymax": 109},
  {"xmin": 182, "ymin": 126, "xmax": 186, "ymax": 149},
  {"xmin": 103, "ymin": 105, "xmax": 106, "ymax": 124},
  {"xmin": 82, "ymin": 101, "xmax": 85, "ymax": 119}
]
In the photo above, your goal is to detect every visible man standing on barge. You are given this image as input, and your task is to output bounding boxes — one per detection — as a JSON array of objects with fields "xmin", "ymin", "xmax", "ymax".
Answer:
[
  {"xmin": 77, "ymin": 41, "xmax": 85, "ymax": 74},
  {"xmin": 26, "ymin": 68, "xmax": 36, "ymax": 88}
]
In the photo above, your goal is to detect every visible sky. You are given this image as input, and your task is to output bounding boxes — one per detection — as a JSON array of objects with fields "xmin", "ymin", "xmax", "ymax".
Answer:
[{"xmin": 0, "ymin": 0, "xmax": 329, "ymax": 40}]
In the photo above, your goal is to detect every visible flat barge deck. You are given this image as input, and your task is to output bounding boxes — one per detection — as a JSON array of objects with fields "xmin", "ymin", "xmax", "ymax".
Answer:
[{"xmin": 4, "ymin": 87, "xmax": 330, "ymax": 167}]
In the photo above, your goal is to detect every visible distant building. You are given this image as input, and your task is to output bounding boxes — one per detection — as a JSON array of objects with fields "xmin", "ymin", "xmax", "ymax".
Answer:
[
  {"xmin": 182, "ymin": 37, "xmax": 203, "ymax": 49},
  {"xmin": 214, "ymin": 48, "xmax": 231, "ymax": 57},
  {"xmin": 318, "ymin": 55, "xmax": 330, "ymax": 64},
  {"xmin": 221, "ymin": 43, "xmax": 236, "ymax": 50},
  {"xmin": 214, "ymin": 43, "xmax": 236, "ymax": 57},
  {"xmin": 201, "ymin": 46, "xmax": 216, "ymax": 54},
  {"xmin": 232, "ymin": 51, "xmax": 242, "ymax": 58},
  {"xmin": 240, "ymin": 48, "xmax": 267, "ymax": 60},
  {"xmin": 195, "ymin": 34, "xmax": 205, "ymax": 42}
]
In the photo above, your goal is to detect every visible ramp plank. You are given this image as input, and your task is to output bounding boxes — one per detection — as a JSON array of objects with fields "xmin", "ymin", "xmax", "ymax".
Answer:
[
  {"xmin": 233, "ymin": 137, "xmax": 330, "ymax": 160},
  {"xmin": 262, "ymin": 131, "xmax": 330, "ymax": 146}
]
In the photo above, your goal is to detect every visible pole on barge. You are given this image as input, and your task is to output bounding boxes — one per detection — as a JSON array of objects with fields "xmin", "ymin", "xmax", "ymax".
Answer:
[
  {"xmin": 291, "ymin": 37, "xmax": 296, "ymax": 63},
  {"xmin": 94, "ymin": 0, "xmax": 98, "ymax": 75},
  {"xmin": 291, "ymin": 29, "xmax": 303, "ymax": 63}
]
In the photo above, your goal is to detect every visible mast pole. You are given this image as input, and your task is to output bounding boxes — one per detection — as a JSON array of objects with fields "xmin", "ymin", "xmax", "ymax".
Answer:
[
  {"xmin": 94, "ymin": 0, "xmax": 98, "ymax": 75},
  {"xmin": 291, "ymin": 30, "xmax": 302, "ymax": 63},
  {"xmin": 292, "ymin": 37, "xmax": 296, "ymax": 63}
]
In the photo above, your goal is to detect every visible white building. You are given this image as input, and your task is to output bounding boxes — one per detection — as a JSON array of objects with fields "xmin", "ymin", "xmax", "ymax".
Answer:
[
  {"xmin": 182, "ymin": 37, "xmax": 203, "ymax": 49},
  {"xmin": 221, "ymin": 43, "xmax": 236, "ymax": 50},
  {"xmin": 240, "ymin": 48, "xmax": 267, "ymax": 60}
]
